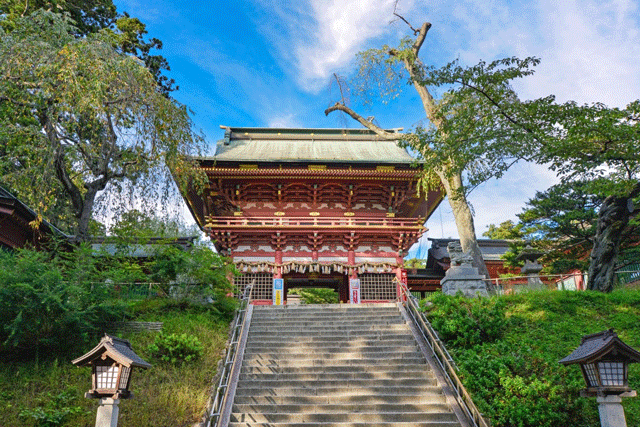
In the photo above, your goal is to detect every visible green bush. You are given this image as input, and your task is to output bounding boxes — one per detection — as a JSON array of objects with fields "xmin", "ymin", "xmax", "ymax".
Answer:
[
  {"xmin": 18, "ymin": 389, "xmax": 83, "ymax": 427},
  {"xmin": 148, "ymin": 332, "xmax": 204, "ymax": 364},
  {"xmin": 421, "ymin": 291, "xmax": 621, "ymax": 427},
  {"xmin": 0, "ymin": 248, "xmax": 125, "ymax": 360},
  {"xmin": 423, "ymin": 292, "xmax": 507, "ymax": 348}
]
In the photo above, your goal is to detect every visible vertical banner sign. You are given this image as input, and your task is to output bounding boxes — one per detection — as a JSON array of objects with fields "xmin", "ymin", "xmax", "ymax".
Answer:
[
  {"xmin": 273, "ymin": 278, "xmax": 283, "ymax": 305},
  {"xmin": 349, "ymin": 278, "xmax": 361, "ymax": 304}
]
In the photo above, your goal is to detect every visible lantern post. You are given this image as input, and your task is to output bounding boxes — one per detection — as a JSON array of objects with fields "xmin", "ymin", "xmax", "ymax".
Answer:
[
  {"xmin": 560, "ymin": 329, "xmax": 640, "ymax": 427},
  {"xmin": 72, "ymin": 334, "xmax": 151, "ymax": 427}
]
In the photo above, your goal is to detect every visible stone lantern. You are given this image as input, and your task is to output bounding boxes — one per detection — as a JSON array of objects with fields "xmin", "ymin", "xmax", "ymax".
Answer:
[
  {"xmin": 516, "ymin": 245, "xmax": 544, "ymax": 290},
  {"xmin": 72, "ymin": 334, "xmax": 151, "ymax": 427},
  {"xmin": 560, "ymin": 329, "xmax": 640, "ymax": 427}
]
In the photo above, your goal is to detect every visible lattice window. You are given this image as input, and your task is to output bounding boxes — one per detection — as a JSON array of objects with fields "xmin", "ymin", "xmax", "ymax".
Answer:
[
  {"xmin": 360, "ymin": 273, "xmax": 397, "ymax": 301},
  {"xmin": 234, "ymin": 273, "xmax": 273, "ymax": 301},
  {"xmin": 599, "ymin": 362, "xmax": 625, "ymax": 386}
]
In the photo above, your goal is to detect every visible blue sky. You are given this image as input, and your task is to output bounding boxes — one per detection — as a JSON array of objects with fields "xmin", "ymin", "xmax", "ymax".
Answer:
[{"xmin": 113, "ymin": 0, "xmax": 640, "ymax": 256}]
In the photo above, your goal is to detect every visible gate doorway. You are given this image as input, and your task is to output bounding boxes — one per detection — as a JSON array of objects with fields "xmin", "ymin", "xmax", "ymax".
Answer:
[{"xmin": 284, "ymin": 273, "xmax": 348, "ymax": 304}]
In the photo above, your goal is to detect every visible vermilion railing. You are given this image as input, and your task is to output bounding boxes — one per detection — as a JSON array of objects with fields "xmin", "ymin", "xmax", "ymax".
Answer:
[{"xmin": 204, "ymin": 216, "xmax": 425, "ymax": 229}]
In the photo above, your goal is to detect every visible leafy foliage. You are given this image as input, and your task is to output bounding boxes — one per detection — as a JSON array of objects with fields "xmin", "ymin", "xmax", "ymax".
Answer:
[
  {"xmin": 148, "ymin": 332, "xmax": 203, "ymax": 364},
  {"xmin": 486, "ymin": 181, "xmax": 639, "ymax": 276},
  {"xmin": 288, "ymin": 288, "xmax": 340, "ymax": 304},
  {"xmin": 0, "ymin": 247, "xmax": 126, "ymax": 360},
  {"xmin": 329, "ymin": 19, "xmax": 557, "ymax": 283},
  {"xmin": 423, "ymin": 290, "xmax": 640, "ymax": 427},
  {"xmin": 0, "ymin": 11, "xmax": 205, "ymax": 240},
  {"xmin": 422, "ymin": 292, "xmax": 507, "ymax": 349},
  {"xmin": 18, "ymin": 389, "xmax": 84, "ymax": 427},
  {"xmin": 1, "ymin": 301, "xmax": 231, "ymax": 426},
  {"xmin": 529, "ymin": 100, "xmax": 640, "ymax": 291},
  {"xmin": 0, "ymin": 0, "xmax": 174, "ymax": 92}
]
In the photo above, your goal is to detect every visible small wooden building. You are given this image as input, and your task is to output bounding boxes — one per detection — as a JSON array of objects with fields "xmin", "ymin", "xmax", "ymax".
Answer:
[{"xmin": 0, "ymin": 186, "xmax": 66, "ymax": 250}]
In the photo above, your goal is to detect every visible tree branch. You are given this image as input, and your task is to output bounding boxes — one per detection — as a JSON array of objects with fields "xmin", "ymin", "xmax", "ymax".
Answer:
[
  {"xmin": 412, "ymin": 22, "xmax": 431, "ymax": 55},
  {"xmin": 393, "ymin": 13, "xmax": 420, "ymax": 35},
  {"xmin": 324, "ymin": 102, "xmax": 399, "ymax": 140}
]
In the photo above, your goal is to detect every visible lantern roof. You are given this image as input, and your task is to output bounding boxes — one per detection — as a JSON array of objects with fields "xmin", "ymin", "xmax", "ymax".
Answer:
[
  {"xmin": 210, "ymin": 127, "xmax": 415, "ymax": 164},
  {"xmin": 72, "ymin": 334, "xmax": 151, "ymax": 369},
  {"xmin": 515, "ymin": 245, "xmax": 544, "ymax": 262},
  {"xmin": 559, "ymin": 329, "xmax": 640, "ymax": 365}
]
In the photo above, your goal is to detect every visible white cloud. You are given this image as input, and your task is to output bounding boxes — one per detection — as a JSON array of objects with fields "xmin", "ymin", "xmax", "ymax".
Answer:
[
  {"xmin": 268, "ymin": 114, "xmax": 304, "ymax": 128},
  {"xmin": 524, "ymin": 0, "xmax": 640, "ymax": 106},
  {"xmin": 442, "ymin": 0, "xmax": 640, "ymax": 107},
  {"xmin": 256, "ymin": 0, "xmax": 416, "ymax": 92}
]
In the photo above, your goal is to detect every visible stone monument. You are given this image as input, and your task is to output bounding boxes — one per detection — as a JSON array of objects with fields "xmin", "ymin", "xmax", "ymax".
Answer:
[{"xmin": 440, "ymin": 242, "xmax": 489, "ymax": 297}]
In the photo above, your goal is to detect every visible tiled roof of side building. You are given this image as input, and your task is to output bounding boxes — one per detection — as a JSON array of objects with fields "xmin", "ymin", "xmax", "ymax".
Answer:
[{"xmin": 209, "ymin": 127, "xmax": 416, "ymax": 164}]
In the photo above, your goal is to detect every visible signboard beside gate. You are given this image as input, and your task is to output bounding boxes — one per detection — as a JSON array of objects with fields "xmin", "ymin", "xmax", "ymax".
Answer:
[
  {"xmin": 273, "ymin": 278, "xmax": 283, "ymax": 305},
  {"xmin": 349, "ymin": 278, "xmax": 361, "ymax": 304}
]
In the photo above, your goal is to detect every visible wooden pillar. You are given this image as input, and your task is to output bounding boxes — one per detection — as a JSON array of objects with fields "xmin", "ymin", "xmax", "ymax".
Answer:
[{"xmin": 274, "ymin": 250, "xmax": 283, "ymax": 279}]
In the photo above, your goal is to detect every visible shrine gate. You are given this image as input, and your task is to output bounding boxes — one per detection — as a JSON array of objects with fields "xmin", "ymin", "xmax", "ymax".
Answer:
[{"xmin": 182, "ymin": 127, "xmax": 443, "ymax": 304}]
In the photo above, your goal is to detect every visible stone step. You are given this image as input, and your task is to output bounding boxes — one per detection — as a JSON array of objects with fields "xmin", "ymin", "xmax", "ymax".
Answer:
[
  {"xmin": 246, "ymin": 335, "xmax": 416, "ymax": 345},
  {"xmin": 236, "ymin": 378, "xmax": 437, "ymax": 389},
  {"xmin": 239, "ymin": 371, "xmax": 434, "ymax": 381},
  {"xmin": 251, "ymin": 311, "xmax": 402, "ymax": 318},
  {"xmin": 252, "ymin": 303, "xmax": 398, "ymax": 311},
  {"xmin": 244, "ymin": 345, "xmax": 419, "ymax": 355},
  {"xmin": 245, "ymin": 341, "xmax": 417, "ymax": 351},
  {"xmin": 250, "ymin": 319, "xmax": 406, "ymax": 328},
  {"xmin": 248, "ymin": 324, "xmax": 410, "ymax": 333},
  {"xmin": 242, "ymin": 357, "xmax": 426, "ymax": 368},
  {"xmin": 233, "ymin": 385, "xmax": 444, "ymax": 396},
  {"xmin": 243, "ymin": 351, "xmax": 423, "ymax": 361},
  {"xmin": 228, "ymin": 423, "xmax": 461, "ymax": 427},
  {"xmin": 240, "ymin": 364, "xmax": 432, "ymax": 375},
  {"xmin": 223, "ymin": 304, "xmax": 463, "ymax": 427},
  {"xmin": 232, "ymin": 394, "xmax": 448, "ymax": 406},
  {"xmin": 231, "ymin": 403, "xmax": 450, "ymax": 414},
  {"xmin": 229, "ymin": 412, "xmax": 459, "ymax": 423},
  {"xmin": 247, "ymin": 331, "xmax": 413, "ymax": 340}
]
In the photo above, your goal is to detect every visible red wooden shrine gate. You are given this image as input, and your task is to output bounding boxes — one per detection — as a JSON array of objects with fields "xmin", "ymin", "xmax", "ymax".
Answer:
[{"xmin": 182, "ymin": 127, "xmax": 443, "ymax": 304}]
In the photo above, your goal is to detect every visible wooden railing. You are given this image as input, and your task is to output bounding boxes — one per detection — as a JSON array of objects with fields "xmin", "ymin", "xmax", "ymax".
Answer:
[
  {"xmin": 204, "ymin": 283, "xmax": 253, "ymax": 427},
  {"xmin": 204, "ymin": 216, "xmax": 424, "ymax": 229},
  {"xmin": 398, "ymin": 282, "xmax": 491, "ymax": 427}
]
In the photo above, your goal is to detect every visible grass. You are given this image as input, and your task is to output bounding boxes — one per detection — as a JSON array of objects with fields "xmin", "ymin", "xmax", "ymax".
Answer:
[
  {"xmin": 7, "ymin": 289, "xmax": 640, "ymax": 427},
  {"xmin": 0, "ymin": 299, "xmax": 231, "ymax": 427},
  {"xmin": 424, "ymin": 288, "xmax": 640, "ymax": 427}
]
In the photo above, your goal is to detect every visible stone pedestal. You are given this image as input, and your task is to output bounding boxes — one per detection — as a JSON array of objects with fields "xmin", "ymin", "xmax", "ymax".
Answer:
[
  {"xmin": 95, "ymin": 398, "xmax": 120, "ymax": 427},
  {"xmin": 440, "ymin": 264, "xmax": 488, "ymax": 298},
  {"xmin": 597, "ymin": 395, "xmax": 627, "ymax": 427}
]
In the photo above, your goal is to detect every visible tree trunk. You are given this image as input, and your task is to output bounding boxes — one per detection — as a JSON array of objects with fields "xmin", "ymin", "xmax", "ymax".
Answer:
[
  {"xmin": 587, "ymin": 190, "xmax": 636, "ymax": 292},
  {"xmin": 438, "ymin": 170, "xmax": 494, "ymax": 291},
  {"xmin": 73, "ymin": 188, "xmax": 99, "ymax": 243}
]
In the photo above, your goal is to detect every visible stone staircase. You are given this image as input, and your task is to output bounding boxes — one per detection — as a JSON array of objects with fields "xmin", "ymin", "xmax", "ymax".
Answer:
[{"xmin": 226, "ymin": 303, "xmax": 466, "ymax": 427}]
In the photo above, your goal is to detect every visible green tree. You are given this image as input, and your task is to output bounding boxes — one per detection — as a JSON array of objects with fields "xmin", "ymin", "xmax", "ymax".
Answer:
[
  {"xmin": 109, "ymin": 209, "xmax": 200, "ymax": 243},
  {"xmin": 0, "ymin": 0, "xmax": 175, "ymax": 93},
  {"xmin": 532, "ymin": 101, "xmax": 640, "ymax": 291},
  {"xmin": 0, "ymin": 11, "xmax": 205, "ymax": 242},
  {"xmin": 325, "ymin": 16, "xmax": 552, "ymax": 287},
  {"xmin": 483, "ymin": 220, "xmax": 523, "ymax": 241}
]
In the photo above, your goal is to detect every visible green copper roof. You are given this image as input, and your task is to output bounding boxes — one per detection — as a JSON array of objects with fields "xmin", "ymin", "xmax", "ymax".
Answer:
[{"xmin": 211, "ymin": 127, "xmax": 415, "ymax": 164}]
